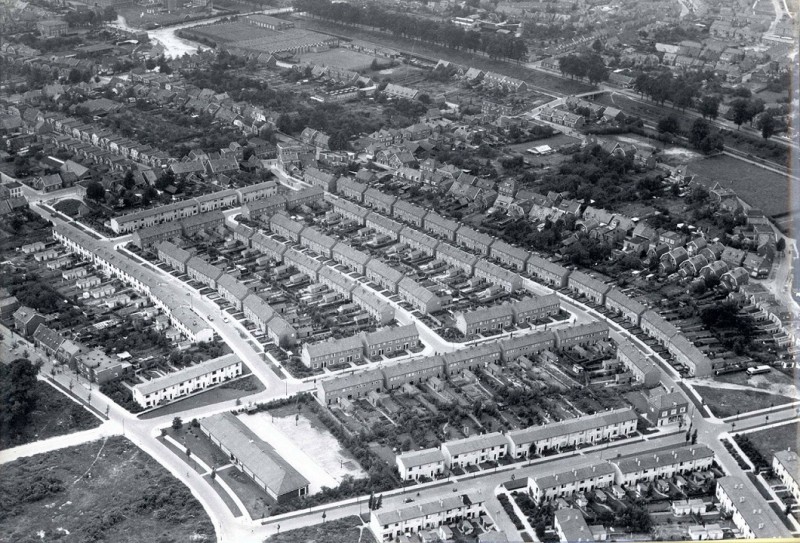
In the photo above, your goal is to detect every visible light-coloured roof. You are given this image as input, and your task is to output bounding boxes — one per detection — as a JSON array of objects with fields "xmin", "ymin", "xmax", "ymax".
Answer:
[
  {"xmin": 533, "ymin": 462, "xmax": 616, "ymax": 491},
  {"xmin": 716, "ymin": 476, "xmax": 792, "ymax": 539},
  {"xmin": 442, "ymin": 432, "xmax": 508, "ymax": 456},
  {"xmin": 509, "ymin": 408, "xmax": 636, "ymax": 448},
  {"xmin": 374, "ymin": 494, "xmax": 475, "ymax": 526},
  {"xmin": 612, "ymin": 445, "xmax": 713, "ymax": 475},
  {"xmin": 201, "ymin": 412, "xmax": 309, "ymax": 496},
  {"xmin": 304, "ymin": 335, "xmax": 363, "ymax": 359},
  {"xmin": 134, "ymin": 354, "xmax": 239, "ymax": 395},
  {"xmin": 397, "ymin": 447, "xmax": 446, "ymax": 469},
  {"xmin": 362, "ymin": 323, "xmax": 418, "ymax": 346}
]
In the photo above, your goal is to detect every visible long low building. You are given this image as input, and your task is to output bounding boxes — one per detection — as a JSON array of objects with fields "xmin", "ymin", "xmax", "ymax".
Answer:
[
  {"xmin": 611, "ymin": 444, "xmax": 715, "ymax": 486},
  {"xmin": 396, "ymin": 448, "xmax": 446, "ymax": 481},
  {"xmin": 529, "ymin": 462, "xmax": 617, "ymax": 502},
  {"xmin": 441, "ymin": 432, "xmax": 508, "ymax": 468},
  {"xmin": 201, "ymin": 412, "xmax": 309, "ymax": 502},
  {"xmin": 132, "ymin": 354, "xmax": 242, "ymax": 408},
  {"xmin": 370, "ymin": 494, "xmax": 483, "ymax": 542},
  {"xmin": 715, "ymin": 476, "xmax": 792, "ymax": 539},
  {"xmin": 507, "ymin": 408, "xmax": 638, "ymax": 458}
]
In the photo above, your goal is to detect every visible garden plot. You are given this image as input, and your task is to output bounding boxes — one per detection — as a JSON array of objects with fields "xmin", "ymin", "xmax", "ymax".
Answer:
[{"xmin": 237, "ymin": 412, "xmax": 365, "ymax": 494}]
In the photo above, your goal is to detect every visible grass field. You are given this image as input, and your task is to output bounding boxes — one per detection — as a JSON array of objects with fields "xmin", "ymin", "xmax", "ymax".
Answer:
[
  {"xmin": 687, "ymin": 154, "xmax": 795, "ymax": 217},
  {"xmin": 744, "ymin": 421, "xmax": 800, "ymax": 459},
  {"xmin": 693, "ymin": 385, "xmax": 796, "ymax": 418},
  {"xmin": 266, "ymin": 515, "xmax": 376, "ymax": 543},
  {"xmin": 0, "ymin": 436, "xmax": 215, "ymax": 542},
  {"xmin": 298, "ymin": 48, "xmax": 378, "ymax": 71},
  {"xmin": 0, "ymin": 380, "xmax": 101, "ymax": 450}
]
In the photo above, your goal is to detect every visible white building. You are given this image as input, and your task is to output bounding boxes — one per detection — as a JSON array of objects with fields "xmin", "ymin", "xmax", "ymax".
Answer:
[
  {"xmin": 132, "ymin": 354, "xmax": 242, "ymax": 408},
  {"xmin": 715, "ymin": 476, "xmax": 792, "ymax": 539},
  {"xmin": 370, "ymin": 494, "xmax": 483, "ymax": 541},
  {"xmin": 611, "ymin": 445, "xmax": 714, "ymax": 487},
  {"xmin": 528, "ymin": 463, "xmax": 616, "ymax": 502},
  {"xmin": 772, "ymin": 451, "xmax": 800, "ymax": 505},
  {"xmin": 441, "ymin": 432, "xmax": 508, "ymax": 468},
  {"xmin": 396, "ymin": 448, "xmax": 447, "ymax": 481}
]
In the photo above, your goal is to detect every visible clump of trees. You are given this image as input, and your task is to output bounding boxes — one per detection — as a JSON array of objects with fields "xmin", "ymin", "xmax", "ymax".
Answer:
[
  {"xmin": 296, "ymin": 0, "xmax": 528, "ymax": 61},
  {"xmin": 0, "ymin": 358, "xmax": 40, "ymax": 444},
  {"xmin": 558, "ymin": 53, "xmax": 609, "ymax": 84}
]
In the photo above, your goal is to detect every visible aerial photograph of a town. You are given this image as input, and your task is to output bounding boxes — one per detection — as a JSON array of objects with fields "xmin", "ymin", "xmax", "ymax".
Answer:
[{"xmin": 0, "ymin": 0, "xmax": 797, "ymax": 539}]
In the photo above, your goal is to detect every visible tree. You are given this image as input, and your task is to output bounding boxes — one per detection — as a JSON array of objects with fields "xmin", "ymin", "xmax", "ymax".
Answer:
[
  {"xmin": 375, "ymin": 494, "xmax": 383, "ymax": 509},
  {"xmin": 591, "ymin": 38, "xmax": 603, "ymax": 52},
  {"xmin": 698, "ymin": 95, "xmax": 719, "ymax": 119},
  {"xmin": 86, "ymin": 181, "xmax": 105, "ymax": 202},
  {"xmin": 657, "ymin": 115, "xmax": 680, "ymax": 134},
  {"xmin": 368, "ymin": 491, "xmax": 375, "ymax": 510},
  {"xmin": 730, "ymin": 98, "xmax": 751, "ymax": 129},
  {"xmin": 0, "ymin": 358, "xmax": 40, "ymax": 439},
  {"xmin": 123, "ymin": 170, "xmax": 135, "ymax": 189},
  {"xmin": 172, "ymin": 416, "xmax": 183, "ymax": 430},
  {"xmin": 756, "ymin": 112, "xmax": 776, "ymax": 140},
  {"xmin": 776, "ymin": 237, "xmax": 786, "ymax": 252},
  {"xmin": 328, "ymin": 131, "xmax": 349, "ymax": 151},
  {"xmin": 586, "ymin": 61, "xmax": 608, "ymax": 85}
]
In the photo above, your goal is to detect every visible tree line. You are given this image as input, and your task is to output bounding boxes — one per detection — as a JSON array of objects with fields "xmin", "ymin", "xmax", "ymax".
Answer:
[
  {"xmin": 558, "ymin": 52, "xmax": 609, "ymax": 84},
  {"xmin": 295, "ymin": 0, "xmax": 528, "ymax": 61}
]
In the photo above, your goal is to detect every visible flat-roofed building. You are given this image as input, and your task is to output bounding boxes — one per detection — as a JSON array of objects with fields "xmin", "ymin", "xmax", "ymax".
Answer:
[
  {"xmin": 392, "ymin": 199, "xmax": 428, "ymax": 227},
  {"xmin": 423, "ymin": 212, "xmax": 459, "ymax": 241},
  {"xmin": 362, "ymin": 324, "xmax": 419, "ymax": 359},
  {"xmin": 186, "ymin": 256, "xmax": 224, "ymax": 290},
  {"xmin": 605, "ymin": 289, "xmax": 647, "ymax": 326},
  {"xmin": 201, "ymin": 412, "xmax": 309, "ymax": 502},
  {"xmin": 76, "ymin": 347, "xmax": 132, "ymax": 384},
  {"xmin": 527, "ymin": 255, "xmax": 572, "ymax": 288},
  {"xmin": 568, "ymin": 271, "xmax": 611, "ymax": 305},
  {"xmin": 396, "ymin": 448, "xmax": 446, "ymax": 481},
  {"xmin": 442, "ymin": 432, "xmax": 508, "ymax": 468},
  {"xmin": 454, "ymin": 304, "xmax": 514, "ymax": 336},
  {"xmin": 301, "ymin": 335, "xmax": 363, "ymax": 369},
  {"xmin": 317, "ymin": 368, "xmax": 384, "ymax": 404},
  {"xmin": 529, "ymin": 463, "xmax": 616, "ymax": 502},
  {"xmin": 269, "ymin": 212, "xmax": 306, "ymax": 242},
  {"xmin": 499, "ymin": 330, "xmax": 556, "ymax": 362},
  {"xmin": 490, "ymin": 240, "xmax": 530, "ymax": 271},
  {"xmin": 611, "ymin": 445, "xmax": 714, "ymax": 486},
  {"xmin": 715, "ymin": 476, "xmax": 792, "ymax": 539},
  {"xmin": 370, "ymin": 494, "xmax": 483, "ymax": 542},
  {"xmin": 554, "ymin": 322, "xmax": 609, "ymax": 349},
  {"xmin": 132, "ymin": 354, "xmax": 242, "ymax": 408},
  {"xmin": 508, "ymin": 408, "xmax": 638, "ymax": 458},
  {"xmin": 157, "ymin": 241, "xmax": 192, "ymax": 273},
  {"xmin": 332, "ymin": 242, "xmax": 371, "ymax": 274}
]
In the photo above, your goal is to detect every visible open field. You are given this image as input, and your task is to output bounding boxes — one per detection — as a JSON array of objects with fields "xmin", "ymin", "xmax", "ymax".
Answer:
[
  {"xmin": 298, "ymin": 48, "xmax": 378, "ymax": 71},
  {"xmin": 0, "ymin": 436, "xmax": 215, "ymax": 543},
  {"xmin": 687, "ymin": 154, "xmax": 795, "ymax": 217},
  {"xmin": 265, "ymin": 515, "xmax": 376, "ymax": 543},
  {"xmin": 239, "ymin": 409, "xmax": 366, "ymax": 494},
  {"xmin": 0, "ymin": 380, "xmax": 101, "ymax": 450},
  {"xmin": 744, "ymin": 421, "xmax": 800, "ymax": 459},
  {"xmin": 693, "ymin": 385, "xmax": 796, "ymax": 418}
]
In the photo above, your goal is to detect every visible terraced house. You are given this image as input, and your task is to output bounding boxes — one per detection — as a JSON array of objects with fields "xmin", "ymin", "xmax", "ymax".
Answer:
[
  {"xmin": 362, "ymin": 324, "xmax": 419, "ymax": 359},
  {"xmin": 301, "ymin": 335, "xmax": 364, "ymax": 369}
]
